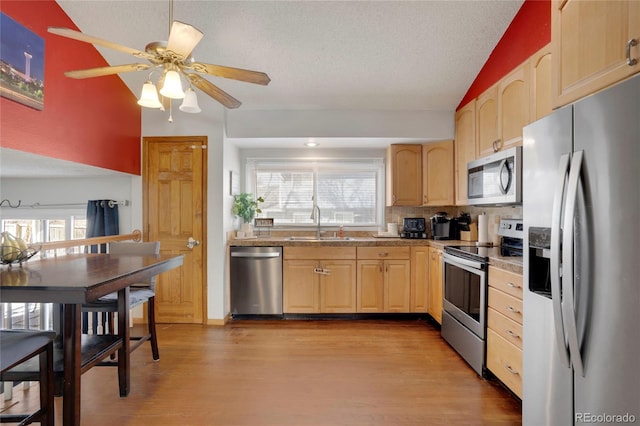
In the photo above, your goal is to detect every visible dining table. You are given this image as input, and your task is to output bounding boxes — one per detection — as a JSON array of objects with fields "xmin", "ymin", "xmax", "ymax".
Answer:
[{"xmin": 0, "ymin": 252, "xmax": 184, "ymax": 425}]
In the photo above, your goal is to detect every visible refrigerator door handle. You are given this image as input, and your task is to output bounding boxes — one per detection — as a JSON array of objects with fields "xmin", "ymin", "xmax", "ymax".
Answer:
[
  {"xmin": 562, "ymin": 150, "xmax": 585, "ymax": 377},
  {"xmin": 550, "ymin": 153, "xmax": 571, "ymax": 368}
]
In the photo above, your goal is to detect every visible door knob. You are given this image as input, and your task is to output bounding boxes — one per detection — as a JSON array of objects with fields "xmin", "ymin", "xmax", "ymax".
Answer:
[{"xmin": 186, "ymin": 237, "xmax": 200, "ymax": 249}]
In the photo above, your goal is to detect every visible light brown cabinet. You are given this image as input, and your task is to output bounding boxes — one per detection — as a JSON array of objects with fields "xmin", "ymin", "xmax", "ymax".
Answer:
[
  {"xmin": 529, "ymin": 44, "xmax": 553, "ymax": 122},
  {"xmin": 486, "ymin": 266, "xmax": 523, "ymax": 398},
  {"xmin": 476, "ymin": 62, "xmax": 529, "ymax": 157},
  {"xmin": 454, "ymin": 101, "xmax": 476, "ymax": 205},
  {"xmin": 357, "ymin": 246, "xmax": 411, "ymax": 313},
  {"xmin": 552, "ymin": 0, "xmax": 640, "ymax": 108},
  {"xmin": 410, "ymin": 246, "xmax": 429, "ymax": 313},
  {"xmin": 476, "ymin": 84, "xmax": 499, "ymax": 157},
  {"xmin": 283, "ymin": 247, "xmax": 356, "ymax": 313},
  {"xmin": 422, "ymin": 140, "xmax": 454, "ymax": 206},
  {"xmin": 427, "ymin": 247, "xmax": 443, "ymax": 324},
  {"xmin": 386, "ymin": 144, "xmax": 422, "ymax": 206}
]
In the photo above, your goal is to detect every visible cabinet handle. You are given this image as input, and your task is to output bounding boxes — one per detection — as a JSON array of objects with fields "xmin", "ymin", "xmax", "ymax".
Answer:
[
  {"xmin": 492, "ymin": 139, "xmax": 501, "ymax": 152},
  {"xmin": 506, "ymin": 282, "xmax": 521, "ymax": 289},
  {"xmin": 627, "ymin": 38, "xmax": 638, "ymax": 66},
  {"xmin": 379, "ymin": 262, "xmax": 383, "ymax": 273},
  {"xmin": 378, "ymin": 252, "xmax": 389, "ymax": 257},
  {"xmin": 504, "ymin": 364, "xmax": 519, "ymax": 375},
  {"xmin": 506, "ymin": 306, "xmax": 521, "ymax": 314},
  {"xmin": 506, "ymin": 329, "xmax": 521, "ymax": 339}
]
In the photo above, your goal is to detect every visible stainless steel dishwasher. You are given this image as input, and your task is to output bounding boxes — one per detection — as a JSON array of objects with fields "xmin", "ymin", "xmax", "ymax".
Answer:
[{"xmin": 230, "ymin": 246, "xmax": 283, "ymax": 316}]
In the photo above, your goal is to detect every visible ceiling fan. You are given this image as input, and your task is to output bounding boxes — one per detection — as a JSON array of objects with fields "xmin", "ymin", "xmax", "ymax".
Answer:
[{"xmin": 47, "ymin": 4, "xmax": 270, "ymax": 110}]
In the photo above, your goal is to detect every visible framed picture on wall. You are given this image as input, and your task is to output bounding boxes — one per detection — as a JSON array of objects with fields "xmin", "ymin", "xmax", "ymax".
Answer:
[{"xmin": 0, "ymin": 12, "xmax": 45, "ymax": 110}]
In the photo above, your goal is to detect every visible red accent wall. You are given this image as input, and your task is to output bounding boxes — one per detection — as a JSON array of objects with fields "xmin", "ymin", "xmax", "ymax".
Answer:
[
  {"xmin": 457, "ymin": 0, "xmax": 551, "ymax": 110},
  {"xmin": 0, "ymin": 0, "xmax": 141, "ymax": 175}
]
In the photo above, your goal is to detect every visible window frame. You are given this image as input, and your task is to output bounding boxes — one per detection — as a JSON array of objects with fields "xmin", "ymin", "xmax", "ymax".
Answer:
[{"xmin": 245, "ymin": 157, "xmax": 385, "ymax": 230}]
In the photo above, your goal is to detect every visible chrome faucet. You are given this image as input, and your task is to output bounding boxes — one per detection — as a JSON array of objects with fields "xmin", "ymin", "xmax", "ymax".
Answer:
[{"xmin": 312, "ymin": 204, "xmax": 321, "ymax": 239}]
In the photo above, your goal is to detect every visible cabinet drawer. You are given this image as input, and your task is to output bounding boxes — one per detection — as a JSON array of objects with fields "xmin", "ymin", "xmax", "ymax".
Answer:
[
  {"xmin": 357, "ymin": 246, "xmax": 410, "ymax": 260},
  {"xmin": 284, "ymin": 246, "xmax": 356, "ymax": 260},
  {"xmin": 488, "ymin": 266, "xmax": 523, "ymax": 299},
  {"xmin": 487, "ymin": 328, "xmax": 522, "ymax": 398},
  {"xmin": 488, "ymin": 307, "xmax": 522, "ymax": 349},
  {"xmin": 488, "ymin": 287, "xmax": 523, "ymax": 325}
]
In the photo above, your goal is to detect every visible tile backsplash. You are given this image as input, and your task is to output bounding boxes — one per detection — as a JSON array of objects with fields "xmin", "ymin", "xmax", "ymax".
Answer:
[{"xmin": 386, "ymin": 205, "xmax": 522, "ymax": 243}]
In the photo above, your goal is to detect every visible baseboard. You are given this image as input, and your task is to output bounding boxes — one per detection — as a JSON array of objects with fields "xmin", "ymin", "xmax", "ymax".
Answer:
[{"xmin": 206, "ymin": 313, "xmax": 231, "ymax": 326}]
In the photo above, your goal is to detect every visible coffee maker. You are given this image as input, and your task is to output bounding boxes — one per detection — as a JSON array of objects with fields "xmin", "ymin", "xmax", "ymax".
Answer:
[{"xmin": 430, "ymin": 212, "xmax": 458, "ymax": 240}]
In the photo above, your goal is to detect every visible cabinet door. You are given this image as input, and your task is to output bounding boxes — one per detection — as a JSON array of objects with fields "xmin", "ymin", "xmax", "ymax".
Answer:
[
  {"xmin": 498, "ymin": 63, "xmax": 529, "ymax": 151},
  {"xmin": 552, "ymin": 0, "xmax": 640, "ymax": 107},
  {"xmin": 529, "ymin": 44, "xmax": 553, "ymax": 122},
  {"xmin": 410, "ymin": 246, "xmax": 429, "ymax": 312},
  {"xmin": 321, "ymin": 260, "xmax": 356, "ymax": 313},
  {"xmin": 357, "ymin": 260, "xmax": 384, "ymax": 312},
  {"xmin": 454, "ymin": 101, "xmax": 476, "ymax": 205},
  {"xmin": 476, "ymin": 85, "xmax": 499, "ymax": 157},
  {"xmin": 422, "ymin": 140, "xmax": 454, "ymax": 206},
  {"xmin": 384, "ymin": 260, "xmax": 411, "ymax": 312},
  {"xmin": 283, "ymin": 260, "xmax": 319, "ymax": 313},
  {"xmin": 386, "ymin": 144, "xmax": 422, "ymax": 206},
  {"xmin": 428, "ymin": 248, "xmax": 443, "ymax": 324}
]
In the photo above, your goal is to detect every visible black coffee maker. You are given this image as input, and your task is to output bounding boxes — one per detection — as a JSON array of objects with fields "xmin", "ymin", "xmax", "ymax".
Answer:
[{"xmin": 430, "ymin": 212, "xmax": 459, "ymax": 240}]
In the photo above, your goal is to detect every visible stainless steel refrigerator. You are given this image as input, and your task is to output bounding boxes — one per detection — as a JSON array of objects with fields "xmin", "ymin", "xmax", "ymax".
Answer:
[{"xmin": 522, "ymin": 74, "xmax": 639, "ymax": 425}]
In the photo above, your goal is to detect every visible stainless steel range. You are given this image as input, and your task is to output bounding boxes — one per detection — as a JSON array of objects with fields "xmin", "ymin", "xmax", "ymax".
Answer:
[{"xmin": 441, "ymin": 218, "xmax": 523, "ymax": 376}]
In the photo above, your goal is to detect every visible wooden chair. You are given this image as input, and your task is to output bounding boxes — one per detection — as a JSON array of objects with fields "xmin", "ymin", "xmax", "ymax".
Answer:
[
  {"xmin": 83, "ymin": 241, "xmax": 161, "ymax": 361},
  {"xmin": 0, "ymin": 330, "xmax": 55, "ymax": 426}
]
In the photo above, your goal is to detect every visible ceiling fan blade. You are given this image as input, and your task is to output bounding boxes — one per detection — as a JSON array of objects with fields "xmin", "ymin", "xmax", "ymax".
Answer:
[
  {"xmin": 64, "ymin": 63, "xmax": 152, "ymax": 79},
  {"xmin": 189, "ymin": 62, "xmax": 271, "ymax": 86},
  {"xmin": 48, "ymin": 27, "xmax": 153, "ymax": 60},
  {"xmin": 166, "ymin": 21, "xmax": 204, "ymax": 59},
  {"xmin": 185, "ymin": 73, "xmax": 241, "ymax": 109}
]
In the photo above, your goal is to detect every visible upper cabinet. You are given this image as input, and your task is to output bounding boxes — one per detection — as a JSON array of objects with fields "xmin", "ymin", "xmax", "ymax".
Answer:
[
  {"xmin": 454, "ymin": 101, "xmax": 476, "ymax": 206},
  {"xmin": 422, "ymin": 140, "xmax": 454, "ymax": 206},
  {"xmin": 529, "ymin": 44, "xmax": 553, "ymax": 122},
  {"xmin": 477, "ymin": 63, "xmax": 530, "ymax": 158},
  {"xmin": 552, "ymin": 0, "xmax": 640, "ymax": 108},
  {"xmin": 475, "ymin": 85, "xmax": 499, "ymax": 157},
  {"xmin": 386, "ymin": 144, "xmax": 422, "ymax": 206}
]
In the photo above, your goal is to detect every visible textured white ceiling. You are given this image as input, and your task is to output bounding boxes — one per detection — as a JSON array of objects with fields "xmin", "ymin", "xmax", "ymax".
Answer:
[{"xmin": 1, "ymin": 0, "xmax": 523, "ymax": 177}]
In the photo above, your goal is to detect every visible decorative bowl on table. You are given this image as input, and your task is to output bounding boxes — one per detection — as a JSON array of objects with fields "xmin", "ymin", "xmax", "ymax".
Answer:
[{"xmin": 0, "ymin": 232, "xmax": 40, "ymax": 266}]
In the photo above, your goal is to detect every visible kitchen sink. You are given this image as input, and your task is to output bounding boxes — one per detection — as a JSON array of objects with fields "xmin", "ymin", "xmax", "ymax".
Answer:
[{"xmin": 285, "ymin": 236, "xmax": 355, "ymax": 241}]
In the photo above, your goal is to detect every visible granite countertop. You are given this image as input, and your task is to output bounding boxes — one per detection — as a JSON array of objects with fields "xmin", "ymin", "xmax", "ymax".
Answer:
[{"xmin": 229, "ymin": 235, "xmax": 523, "ymax": 274}]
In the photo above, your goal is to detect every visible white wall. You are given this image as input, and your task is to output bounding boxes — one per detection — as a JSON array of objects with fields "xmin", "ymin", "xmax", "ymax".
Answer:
[{"xmin": 0, "ymin": 176, "xmax": 135, "ymax": 231}]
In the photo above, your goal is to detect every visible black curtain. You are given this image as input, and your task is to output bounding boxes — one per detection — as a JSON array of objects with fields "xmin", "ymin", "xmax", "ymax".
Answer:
[{"xmin": 86, "ymin": 200, "xmax": 119, "ymax": 253}]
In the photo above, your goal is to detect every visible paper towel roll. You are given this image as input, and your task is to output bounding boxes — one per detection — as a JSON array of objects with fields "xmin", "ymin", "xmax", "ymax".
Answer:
[{"xmin": 478, "ymin": 214, "xmax": 489, "ymax": 244}]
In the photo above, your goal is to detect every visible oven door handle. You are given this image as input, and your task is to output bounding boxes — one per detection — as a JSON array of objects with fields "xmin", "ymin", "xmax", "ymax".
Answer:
[{"xmin": 442, "ymin": 252, "xmax": 484, "ymax": 270}]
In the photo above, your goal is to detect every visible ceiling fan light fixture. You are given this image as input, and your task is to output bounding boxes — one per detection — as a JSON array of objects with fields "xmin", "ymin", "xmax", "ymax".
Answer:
[
  {"xmin": 137, "ymin": 81, "xmax": 163, "ymax": 108},
  {"xmin": 179, "ymin": 87, "xmax": 201, "ymax": 113},
  {"xmin": 159, "ymin": 70, "xmax": 185, "ymax": 99}
]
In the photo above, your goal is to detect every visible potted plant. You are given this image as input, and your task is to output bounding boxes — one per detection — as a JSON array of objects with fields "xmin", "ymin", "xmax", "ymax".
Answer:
[{"xmin": 232, "ymin": 193, "xmax": 264, "ymax": 236}]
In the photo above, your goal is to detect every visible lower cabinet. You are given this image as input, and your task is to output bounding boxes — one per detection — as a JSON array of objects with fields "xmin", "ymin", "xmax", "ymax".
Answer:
[
  {"xmin": 410, "ymin": 246, "xmax": 429, "ymax": 312},
  {"xmin": 427, "ymin": 247, "xmax": 443, "ymax": 323},
  {"xmin": 283, "ymin": 247, "xmax": 356, "ymax": 313},
  {"xmin": 356, "ymin": 246, "xmax": 411, "ymax": 313},
  {"xmin": 486, "ymin": 266, "xmax": 523, "ymax": 398}
]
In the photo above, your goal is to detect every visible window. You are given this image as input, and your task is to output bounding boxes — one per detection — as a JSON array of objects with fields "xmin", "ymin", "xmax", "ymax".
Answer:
[{"xmin": 247, "ymin": 158, "xmax": 384, "ymax": 228}]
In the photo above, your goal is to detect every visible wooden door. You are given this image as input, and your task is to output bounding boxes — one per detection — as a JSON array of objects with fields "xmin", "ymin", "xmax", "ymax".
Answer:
[
  {"xmin": 476, "ymin": 85, "xmax": 499, "ymax": 157},
  {"xmin": 422, "ymin": 140, "xmax": 454, "ymax": 206},
  {"xmin": 454, "ymin": 101, "xmax": 476, "ymax": 205},
  {"xmin": 552, "ymin": 0, "xmax": 640, "ymax": 107},
  {"xmin": 410, "ymin": 246, "xmax": 429, "ymax": 312},
  {"xmin": 498, "ymin": 63, "xmax": 529, "ymax": 151},
  {"xmin": 320, "ymin": 260, "xmax": 356, "ymax": 313},
  {"xmin": 283, "ymin": 260, "xmax": 319, "ymax": 313},
  {"xmin": 143, "ymin": 136, "xmax": 207, "ymax": 323},
  {"xmin": 357, "ymin": 260, "xmax": 384, "ymax": 312},
  {"xmin": 530, "ymin": 44, "xmax": 553, "ymax": 122},
  {"xmin": 386, "ymin": 144, "xmax": 422, "ymax": 206},
  {"xmin": 384, "ymin": 260, "xmax": 411, "ymax": 312}
]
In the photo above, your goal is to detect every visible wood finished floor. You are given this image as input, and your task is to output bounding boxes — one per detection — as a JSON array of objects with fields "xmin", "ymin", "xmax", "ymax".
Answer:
[{"xmin": 2, "ymin": 320, "xmax": 521, "ymax": 425}]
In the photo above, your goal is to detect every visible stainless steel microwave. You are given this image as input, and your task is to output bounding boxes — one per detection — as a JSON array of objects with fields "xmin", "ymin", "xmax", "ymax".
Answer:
[{"xmin": 467, "ymin": 146, "xmax": 522, "ymax": 205}]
